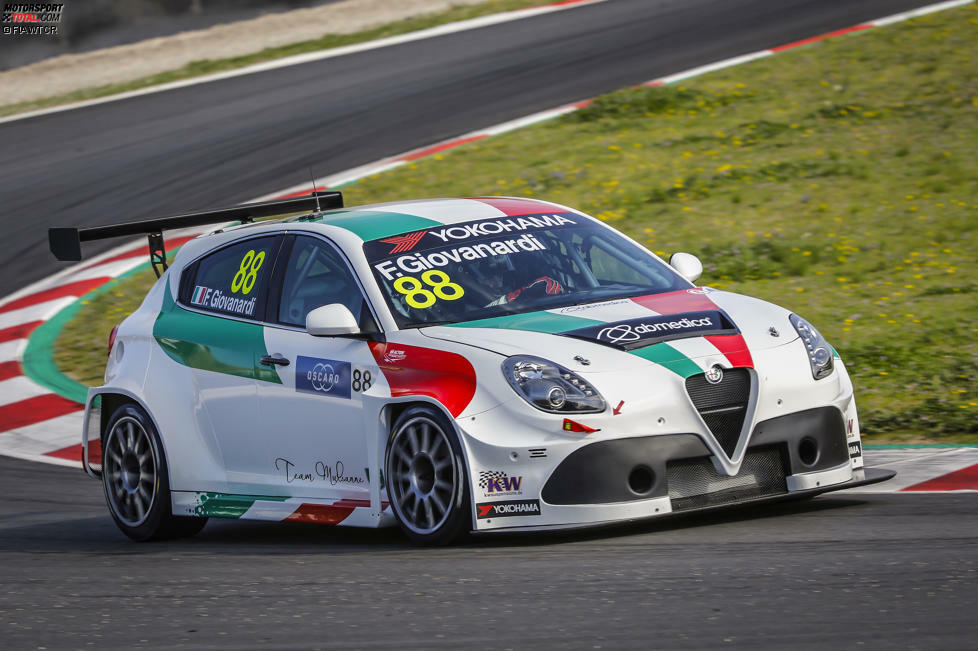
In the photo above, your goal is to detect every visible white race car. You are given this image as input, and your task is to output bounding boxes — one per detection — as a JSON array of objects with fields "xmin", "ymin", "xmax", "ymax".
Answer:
[{"xmin": 50, "ymin": 193, "xmax": 893, "ymax": 544}]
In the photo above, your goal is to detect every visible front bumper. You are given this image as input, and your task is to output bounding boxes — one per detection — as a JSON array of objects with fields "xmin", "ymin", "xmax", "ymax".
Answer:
[{"xmin": 465, "ymin": 405, "xmax": 892, "ymax": 532}]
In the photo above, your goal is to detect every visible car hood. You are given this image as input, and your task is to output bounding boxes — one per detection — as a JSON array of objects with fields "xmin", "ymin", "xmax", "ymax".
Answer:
[{"xmin": 419, "ymin": 288, "xmax": 799, "ymax": 372}]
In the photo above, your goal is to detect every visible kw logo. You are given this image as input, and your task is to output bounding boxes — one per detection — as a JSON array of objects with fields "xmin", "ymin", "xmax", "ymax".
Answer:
[
  {"xmin": 380, "ymin": 230, "xmax": 427, "ymax": 254},
  {"xmin": 479, "ymin": 470, "xmax": 523, "ymax": 495}
]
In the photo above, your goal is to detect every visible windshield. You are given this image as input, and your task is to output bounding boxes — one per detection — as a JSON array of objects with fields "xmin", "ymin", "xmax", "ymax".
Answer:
[{"xmin": 363, "ymin": 212, "xmax": 690, "ymax": 328}]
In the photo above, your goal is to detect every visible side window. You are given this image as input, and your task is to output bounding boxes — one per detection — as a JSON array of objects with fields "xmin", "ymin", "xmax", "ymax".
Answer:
[
  {"xmin": 277, "ymin": 236, "xmax": 365, "ymax": 328},
  {"xmin": 587, "ymin": 237, "xmax": 655, "ymax": 287},
  {"xmin": 183, "ymin": 236, "xmax": 279, "ymax": 320}
]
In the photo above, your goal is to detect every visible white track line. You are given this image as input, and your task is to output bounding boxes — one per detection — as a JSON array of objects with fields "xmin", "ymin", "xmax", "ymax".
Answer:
[
  {"xmin": 0, "ymin": 297, "xmax": 75, "ymax": 331},
  {"xmin": 0, "ymin": 339, "xmax": 27, "ymax": 364},
  {"xmin": 0, "ymin": 376, "xmax": 51, "ymax": 406},
  {"xmin": 0, "ymin": 0, "xmax": 610, "ymax": 126}
]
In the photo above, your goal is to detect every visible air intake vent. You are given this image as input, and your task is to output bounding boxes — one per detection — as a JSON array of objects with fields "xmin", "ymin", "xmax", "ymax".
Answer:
[
  {"xmin": 528, "ymin": 448, "xmax": 547, "ymax": 459},
  {"xmin": 667, "ymin": 445, "xmax": 787, "ymax": 511},
  {"xmin": 685, "ymin": 368, "xmax": 751, "ymax": 457}
]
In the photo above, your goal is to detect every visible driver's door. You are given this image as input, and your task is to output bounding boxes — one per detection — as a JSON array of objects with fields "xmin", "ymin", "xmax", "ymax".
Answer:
[{"xmin": 252, "ymin": 235, "xmax": 380, "ymax": 501}]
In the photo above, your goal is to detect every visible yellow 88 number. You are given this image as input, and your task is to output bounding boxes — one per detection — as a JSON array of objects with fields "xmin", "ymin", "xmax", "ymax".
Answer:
[
  {"xmin": 231, "ymin": 249, "xmax": 265, "ymax": 295},
  {"xmin": 393, "ymin": 270, "xmax": 464, "ymax": 309}
]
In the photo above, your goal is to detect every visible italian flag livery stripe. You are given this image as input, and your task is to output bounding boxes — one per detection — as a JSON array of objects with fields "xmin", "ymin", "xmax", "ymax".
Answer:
[
  {"xmin": 629, "ymin": 289, "xmax": 754, "ymax": 376},
  {"xmin": 453, "ymin": 288, "xmax": 754, "ymax": 379},
  {"xmin": 174, "ymin": 492, "xmax": 391, "ymax": 525}
]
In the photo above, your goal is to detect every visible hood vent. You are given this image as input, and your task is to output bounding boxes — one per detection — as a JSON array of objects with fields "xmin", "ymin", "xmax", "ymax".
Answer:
[{"xmin": 685, "ymin": 369, "xmax": 751, "ymax": 457}]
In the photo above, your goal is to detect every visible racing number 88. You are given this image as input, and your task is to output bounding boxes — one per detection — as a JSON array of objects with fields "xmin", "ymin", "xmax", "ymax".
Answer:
[
  {"xmin": 352, "ymin": 369, "xmax": 371, "ymax": 392},
  {"xmin": 393, "ymin": 270, "xmax": 464, "ymax": 309},
  {"xmin": 231, "ymin": 249, "xmax": 265, "ymax": 295}
]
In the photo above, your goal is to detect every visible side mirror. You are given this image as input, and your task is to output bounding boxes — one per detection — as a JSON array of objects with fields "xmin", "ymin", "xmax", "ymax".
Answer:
[
  {"xmin": 305, "ymin": 304, "xmax": 360, "ymax": 336},
  {"xmin": 669, "ymin": 252, "xmax": 703, "ymax": 283}
]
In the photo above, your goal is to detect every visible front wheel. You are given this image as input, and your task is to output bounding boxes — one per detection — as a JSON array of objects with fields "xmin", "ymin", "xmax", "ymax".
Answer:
[
  {"xmin": 385, "ymin": 406, "xmax": 470, "ymax": 545},
  {"xmin": 102, "ymin": 403, "xmax": 207, "ymax": 541}
]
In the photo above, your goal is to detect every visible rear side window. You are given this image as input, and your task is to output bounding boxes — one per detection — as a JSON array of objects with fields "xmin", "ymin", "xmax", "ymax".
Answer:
[{"xmin": 183, "ymin": 236, "xmax": 280, "ymax": 319}]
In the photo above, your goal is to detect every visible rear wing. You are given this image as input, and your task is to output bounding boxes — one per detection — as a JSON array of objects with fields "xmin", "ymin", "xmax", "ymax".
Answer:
[{"xmin": 49, "ymin": 191, "xmax": 343, "ymax": 277}]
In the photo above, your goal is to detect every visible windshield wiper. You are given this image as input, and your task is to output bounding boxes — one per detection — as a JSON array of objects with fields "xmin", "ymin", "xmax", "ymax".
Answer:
[{"xmin": 403, "ymin": 320, "xmax": 459, "ymax": 329}]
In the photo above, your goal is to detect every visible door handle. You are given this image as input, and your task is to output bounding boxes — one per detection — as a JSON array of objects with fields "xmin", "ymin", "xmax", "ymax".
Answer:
[{"xmin": 260, "ymin": 354, "xmax": 290, "ymax": 367}]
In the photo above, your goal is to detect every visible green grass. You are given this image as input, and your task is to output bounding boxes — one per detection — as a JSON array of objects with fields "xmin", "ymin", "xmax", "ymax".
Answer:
[
  {"xmin": 0, "ymin": 0, "xmax": 547, "ymax": 118},
  {"xmin": 55, "ymin": 3, "xmax": 978, "ymax": 443}
]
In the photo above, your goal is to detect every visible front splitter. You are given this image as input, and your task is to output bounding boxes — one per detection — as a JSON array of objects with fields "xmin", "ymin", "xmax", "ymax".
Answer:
[{"xmin": 472, "ymin": 466, "xmax": 896, "ymax": 536}]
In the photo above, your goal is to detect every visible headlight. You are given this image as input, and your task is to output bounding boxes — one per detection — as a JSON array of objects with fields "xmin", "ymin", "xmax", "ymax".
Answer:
[
  {"xmin": 790, "ymin": 314, "xmax": 834, "ymax": 380},
  {"xmin": 502, "ymin": 355, "xmax": 606, "ymax": 413}
]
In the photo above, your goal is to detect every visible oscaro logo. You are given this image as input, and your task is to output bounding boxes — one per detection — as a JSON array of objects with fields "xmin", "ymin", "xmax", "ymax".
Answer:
[
  {"xmin": 597, "ymin": 317, "xmax": 714, "ymax": 343},
  {"xmin": 307, "ymin": 363, "xmax": 341, "ymax": 393}
]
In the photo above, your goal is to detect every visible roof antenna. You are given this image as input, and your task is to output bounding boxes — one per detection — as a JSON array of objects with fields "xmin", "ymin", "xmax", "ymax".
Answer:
[{"xmin": 308, "ymin": 167, "xmax": 322, "ymax": 213}]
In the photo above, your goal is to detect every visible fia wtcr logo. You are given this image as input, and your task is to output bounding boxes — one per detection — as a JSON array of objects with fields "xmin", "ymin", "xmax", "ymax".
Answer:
[{"xmin": 479, "ymin": 470, "xmax": 523, "ymax": 495}]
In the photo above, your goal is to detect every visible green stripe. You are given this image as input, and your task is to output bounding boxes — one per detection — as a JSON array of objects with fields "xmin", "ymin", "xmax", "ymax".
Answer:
[
  {"xmin": 191, "ymin": 492, "xmax": 289, "ymax": 518},
  {"xmin": 301, "ymin": 209, "xmax": 441, "ymax": 241},
  {"xmin": 153, "ymin": 278, "xmax": 281, "ymax": 383},
  {"xmin": 630, "ymin": 342, "xmax": 702, "ymax": 378},
  {"xmin": 447, "ymin": 310, "xmax": 602, "ymax": 333},
  {"xmin": 21, "ymin": 263, "xmax": 153, "ymax": 405}
]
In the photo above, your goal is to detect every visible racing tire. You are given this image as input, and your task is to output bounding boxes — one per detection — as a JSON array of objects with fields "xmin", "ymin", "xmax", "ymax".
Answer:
[
  {"xmin": 102, "ymin": 403, "xmax": 207, "ymax": 541},
  {"xmin": 385, "ymin": 405, "xmax": 470, "ymax": 545}
]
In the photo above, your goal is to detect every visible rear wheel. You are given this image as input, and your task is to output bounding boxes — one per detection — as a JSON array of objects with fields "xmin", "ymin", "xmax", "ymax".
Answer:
[
  {"xmin": 385, "ymin": 406, "xmax": 470, "ymax": 545},
  {"xmin": 102, "ymin": 403, "xmax": 207, "ymax": 541}
]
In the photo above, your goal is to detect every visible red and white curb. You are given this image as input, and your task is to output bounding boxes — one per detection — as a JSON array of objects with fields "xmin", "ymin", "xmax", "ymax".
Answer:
[{"xmin": 0, "ymin": 0, "xmax": 974, "ymax": 493}]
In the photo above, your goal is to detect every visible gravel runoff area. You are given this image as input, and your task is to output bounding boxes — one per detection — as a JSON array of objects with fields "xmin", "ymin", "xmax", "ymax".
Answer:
[{"xmin": 0, "ymin": 0, "xmax": 491, "ymax": 106}]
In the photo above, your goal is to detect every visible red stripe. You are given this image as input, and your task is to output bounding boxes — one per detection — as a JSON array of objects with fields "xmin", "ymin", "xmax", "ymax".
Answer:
[
  {"xmin": 45, "ymin": 438, "xmax": 102, "ymax": 464},
  {"xmin": 0, "ymin": 320, "xmax": 43, "ymax": 344},
  {"xmin": 0, "ymin": 361, "xmax": 22, "ymax": 382},
  {"xmin": 399, "ymin": 135, "xmax": 487, "ymax": 162},
  {"xmin": 368, "ymin": 342, "xmax": 476, "ymax": 417},
  {"xmin": 333, "ymin": 499, "xmax": 390, "ymax": 509},
  {"xmin": 901, "ymin": 464, "xmax": 978, "ymax": 492},
  {"xmin": 770, "ymin": 24, "xmax": 872, "ymax": 52},
  {"xmin": 472, "ymin": 196, "xmax": 564, "ymax": 216},
  {"xmin": 44, "ymin": 443, "xmax": 81, "ymax": 462},
  {"xmin": 77, "ymin": 234, "xmax": 200, "ymax": 272},
  {"xmin": 705, "ymin": 334, "xmax": 754, "ymax": 368},
  {"xmin": 0, "ymin": 394, "xmax": 82, "ymax": 434},
  {"xmin": 0, "ymin": 278, "xmax": 111, "ymax": 315},
  {"xmin": 284, "ymin": 503, "xmax": 355, "ymax": 525},
  {"xmin": 641, "ymin": 80, "xmax": 665, "ymax": 87},
  {"xmin": 631, "ymin": 289, "xmax": 717, "ymax": 314}
]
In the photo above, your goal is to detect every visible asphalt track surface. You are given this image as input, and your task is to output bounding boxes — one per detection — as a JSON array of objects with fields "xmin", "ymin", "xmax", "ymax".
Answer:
[
  {"xmin": 0, "ymin": 0, "xmax": 943, "ymax": 298},
  {"xmin": 1, "ymin": 456, "xmax": 976, "ymax": 649},
  {"xmin": 2, "ymin": 0, "xmax": 977, "ymax": 648}
]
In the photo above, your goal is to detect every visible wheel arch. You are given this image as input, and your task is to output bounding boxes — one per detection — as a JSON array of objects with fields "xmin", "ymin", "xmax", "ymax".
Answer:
[
  {"xmin": 379, "ymin": 397, "xmax": 476, "ymax": 539},
  {"xmin": 90, "ymin": 388, "xmax": 171, "ymax": 478}
]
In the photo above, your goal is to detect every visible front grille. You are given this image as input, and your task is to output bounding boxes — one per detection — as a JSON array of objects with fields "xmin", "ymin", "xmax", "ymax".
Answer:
[
  {"xmin": 667, "ymin": 445, "xmax": 787, "ymax": 511},
  {"xmin": 685, "ymin": 368, "xmax": 751, "ymax": 457}
]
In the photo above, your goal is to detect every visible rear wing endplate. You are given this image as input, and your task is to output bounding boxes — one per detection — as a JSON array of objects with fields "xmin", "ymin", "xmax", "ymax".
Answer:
[{"xmin": 49, "ymin": 191, "xmax": 342, "ymax": 277}]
